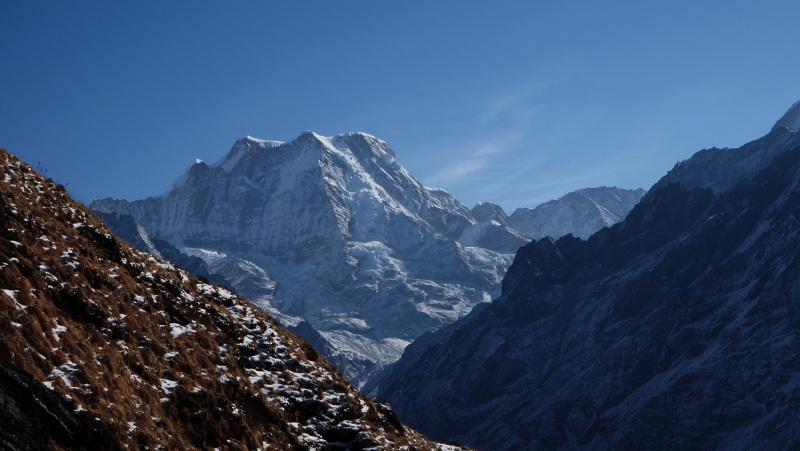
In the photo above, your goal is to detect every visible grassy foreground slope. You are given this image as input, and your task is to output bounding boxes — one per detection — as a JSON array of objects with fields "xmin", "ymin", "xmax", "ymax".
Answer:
[{"xmin": 0, "ymin": 148, "xmax": 464, "ymax": 451}]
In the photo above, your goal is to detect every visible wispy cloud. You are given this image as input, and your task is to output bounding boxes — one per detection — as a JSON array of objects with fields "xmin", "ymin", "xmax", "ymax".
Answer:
[
  {"xmin": 423, "ymin": 79, "xmax": 555, "ymax": 187},
  {"xmin": 477, "ymin": 155, "xmax": 549, "ymax": 192},
  {"xmin": 425, "ymin": 131, "xmax": 527, "ymax": 185},
  {"xmin": 413, "ymin": 64, "xmax": 685, "ymax": 211},
  {"xmin": 426, "ymin": 158, "xmax": 486, "ymax": 185},
  {"xmin": 477, "ymin": 79, "xmax": 557, "ymax": 125},
  {"xmin": 413, "ymin": 71, "xmax": 604, "ymax": 212},
  {"xmin": 473, "ymin": 131, "xmax": 525, "ymax": 156}
]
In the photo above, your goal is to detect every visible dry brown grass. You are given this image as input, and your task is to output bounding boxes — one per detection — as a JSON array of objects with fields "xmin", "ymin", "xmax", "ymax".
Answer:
[{"xmin": 0, "ymin": 149, "xmax": 469, "ymax": 451}]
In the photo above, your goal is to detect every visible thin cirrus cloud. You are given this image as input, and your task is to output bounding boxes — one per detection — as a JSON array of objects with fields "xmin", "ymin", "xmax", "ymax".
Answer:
[
  {"xmin": 425, "ymin": 158, "xmax": 487, "ymax": 186},
  {"xmin": 422, "ymin": 71, "xmax": 683, "ymax": 210},
  {"xmin": 476, "ymin": 77, "xmax": 559, "ymax": 125},
  {"xmin": 424, "ymin": 131, "xmax": 527, "ymax": 186},
  {"xmin": 423, "ymin": 78, "xmax": 556, "ymax": 189}
]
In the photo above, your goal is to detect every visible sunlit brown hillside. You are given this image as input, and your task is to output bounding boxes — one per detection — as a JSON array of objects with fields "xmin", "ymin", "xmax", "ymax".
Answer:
[{"xmin": 0, "ymin": 148, "xmax": 467, "ymax": 450}]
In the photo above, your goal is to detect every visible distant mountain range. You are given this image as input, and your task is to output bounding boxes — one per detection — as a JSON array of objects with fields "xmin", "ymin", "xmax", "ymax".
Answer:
[
  {"xmin": 90, "ymin": 131, "xmax": 644, "ymax": 388},
  {"xmin": 0, "ymin": 148, "xmax": 459, "ymax": 450},
  {"xmin": 378, "ymin": 102, "xmax": 800, "ymax": 449},
  {"xmin": 474, "ymin": 186, "xmax": 646, "ymax": 241}
]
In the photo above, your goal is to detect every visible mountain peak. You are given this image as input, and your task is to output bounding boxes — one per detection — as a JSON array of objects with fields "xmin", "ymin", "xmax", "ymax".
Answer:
[
  {"xmin": 211, "ymin": 136, "xmax": 284, "ymax": 173},
  {"xmin": 336, "ymin": 131, "xmax": 382, "ymax": 142},
  {"xmin": 292, "ymin": 131, "xmax": 397, "ymax": 160},
  {"xmin": 471, "ymin": 202, "xmax": 508, "ymax": 223},
  {"xmin": 297, "ymin": 130, "xmax": 320, "ymax": 139},
  {"xmin": 771, "ymin": 99, "xmax": 800, "ymax": 132},
  {"xmin": 235, "ymin": 135, "xmax": 285, "ymax": 147}
]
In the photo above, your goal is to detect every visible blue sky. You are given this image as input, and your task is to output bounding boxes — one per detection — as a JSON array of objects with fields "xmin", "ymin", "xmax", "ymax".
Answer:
[{"xmin": 2, "ymin": 1, "xmax": 800, "ymax": 212}]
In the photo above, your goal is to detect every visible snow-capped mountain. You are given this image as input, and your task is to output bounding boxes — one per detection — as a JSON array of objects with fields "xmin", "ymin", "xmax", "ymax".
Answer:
[
  {"xmin": 454, "ymin": 186, "xmax": 646, "ymax": 261},
  {"xmin": 378, "ymin": 101, "xmax": 800, "ymax": 450},
  {"xmin": 504, "ymin": 186, "xmax": 647, "ymax": 240},
  {"xmin": 91, "ymin": 132, "xmax": 644, "ymax": 388},
  {"xmin": 91, "ymin": 132, "xmax": 513, "ymax": 387},
  {"xmin": 0, "ymin": 148, "xmax": 462, "ymax": 450}
]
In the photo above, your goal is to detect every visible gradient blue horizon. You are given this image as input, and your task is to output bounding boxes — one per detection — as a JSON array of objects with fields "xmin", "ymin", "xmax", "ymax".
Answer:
[{"xmin": 2, "ymin": 1, "xmax": 800, "ymax": 213}]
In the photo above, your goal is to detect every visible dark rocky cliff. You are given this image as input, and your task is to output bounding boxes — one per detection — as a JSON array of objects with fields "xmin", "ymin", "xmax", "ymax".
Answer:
[{"xmin": 0, "ymin": 361, "xmax": 80, "ymax": 450}]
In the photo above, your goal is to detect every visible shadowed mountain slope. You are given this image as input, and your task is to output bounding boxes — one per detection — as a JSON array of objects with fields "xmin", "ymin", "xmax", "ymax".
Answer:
[{"xmin": 380, "ymin": 108, "xmax": 800, "ymax": 450}]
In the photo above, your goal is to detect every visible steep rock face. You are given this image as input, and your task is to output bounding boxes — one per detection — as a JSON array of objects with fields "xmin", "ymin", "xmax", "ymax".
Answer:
[
  {"xmin": 91, "ymin": 132, "xmax": 512, "ymax": 386},
  {"xmin": 380, "ymin": 115, "xmax": 800, "ymax": 449},
  {"xmin": 0, "ymin": 148, "xmax": 463, "ymax": 450},
  {"xmin": 506, "ymin": 186, "xmax": 647, "ymax": 240}
]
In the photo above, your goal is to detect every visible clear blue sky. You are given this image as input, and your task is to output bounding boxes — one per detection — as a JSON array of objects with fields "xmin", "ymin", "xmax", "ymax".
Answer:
[{"xmin": 2, "ymin": 1, "xmax": 800, "ymax": 212}]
